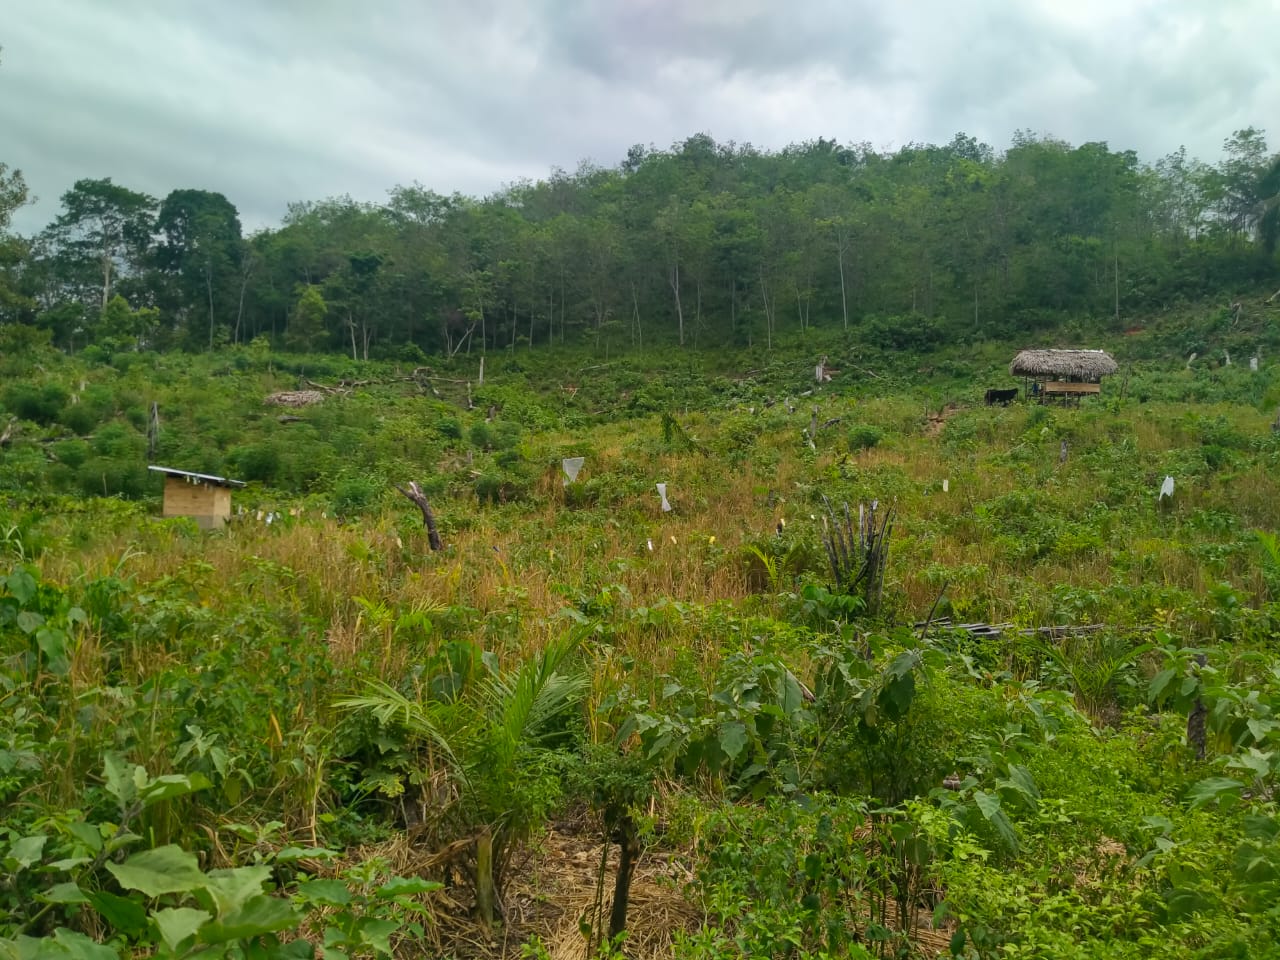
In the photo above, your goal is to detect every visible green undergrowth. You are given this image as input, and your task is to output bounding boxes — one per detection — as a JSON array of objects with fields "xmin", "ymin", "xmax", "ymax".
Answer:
[{"xmin": 3, "ymin": 311, "xmax": 1280, "ymax": 958}]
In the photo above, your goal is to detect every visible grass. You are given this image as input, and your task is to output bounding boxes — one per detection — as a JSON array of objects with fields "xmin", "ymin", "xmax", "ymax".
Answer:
[{"xmin": 4, "ymin": 298, "xmax": 1280, "ymax": 958}]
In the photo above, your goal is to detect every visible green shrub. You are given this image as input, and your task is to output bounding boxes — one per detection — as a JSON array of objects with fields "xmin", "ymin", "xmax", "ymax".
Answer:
[
  {"xmin": 3, "ymin": 383, "xmax": 69, "ymax": 425},
  {"xmin": 332, "ymin": 475, "xmax": 381, "ymax": 519},
  {"xmin": 437, "ymin": 416, "xmax": 463, "ymax": 440},
  {"xmin": 469, "ymin": 422, "xmax": 493, "ymax": 450},
  {"xmin": 51, "ymin": 440, "xmax": 91, "ymax": 469},
  {"xmin": 232, "ymin": 442, "xmax": 282, "ymax": 484},
  {"xmin": 75, "ymin": 457, "xmax": 149, "ymax": 498},
  {"xmin": 58, "ymin": 403, "xmax": 99, "ymax": 436},
  {"xmin": 92, "ymin": 422, "xmax": 146, "ymax": 459},
  {"xmin": 847, "ymin": 423, "xmax": 884, "ymax": 451},
  {"xmin": 491, "ymin": 421, "xmax": 522, "ymax": 451}
]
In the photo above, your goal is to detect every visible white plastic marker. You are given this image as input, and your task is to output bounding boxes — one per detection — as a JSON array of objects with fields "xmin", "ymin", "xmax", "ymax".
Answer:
[
  {"xmin": 657, "ymin": 482, "xmax": 672, "ymax": 512},
  {"xmin": 942, "ymin": 479, "xmax": 950, "ymax": 493},
  {"xmin": 562, "ymin": 457, "xmax": 584, "ymax": 486},
  {"xmin": 1251, "ymin": 356, "xmax": 1260, "ymax": 371},
  {"xmin": 647, "ymin": 539, "xmax": 653, "ymax": 552},
  {"xmin": 1159, "ymin": 476, "xmax": 1175, "ymax": 500}
]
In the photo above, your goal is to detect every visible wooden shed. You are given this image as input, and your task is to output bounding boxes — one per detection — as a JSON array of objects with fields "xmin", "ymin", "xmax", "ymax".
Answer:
[
  {"xmin": 148, "ymin": 466, "xmax": 245, "ymax": 529},
  {"xmin": 1009, "ymin": 349, "xmax": 1118, "ymax": 403}
]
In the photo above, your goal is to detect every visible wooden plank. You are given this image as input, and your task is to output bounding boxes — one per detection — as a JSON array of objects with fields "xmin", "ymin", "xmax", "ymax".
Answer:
[
  {"xmin": 1042, "ymin": 381, "xmax": 1101, "ymax": 395},
  {"xmin": 162, "ymin": 477, "xmax": 232, "ymax": 528}
]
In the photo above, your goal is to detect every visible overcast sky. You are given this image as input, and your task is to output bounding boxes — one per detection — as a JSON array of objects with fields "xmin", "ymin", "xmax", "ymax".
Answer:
[{"xmin": 3, "ymin": 0, "xmax": 1277, "ymax": 234}]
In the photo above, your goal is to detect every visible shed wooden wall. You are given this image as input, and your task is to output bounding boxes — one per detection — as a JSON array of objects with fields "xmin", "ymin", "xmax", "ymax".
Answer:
[{"xmin": 162, "ymin": 477, "xmax": 232, "ymax": 529}]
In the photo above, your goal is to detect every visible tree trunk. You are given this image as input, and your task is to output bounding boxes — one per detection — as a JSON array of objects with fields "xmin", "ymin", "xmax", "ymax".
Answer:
[
  {"xmin": 1113, "ymin": 246, "xmax": 1120, "ymax": 327},
  {"xmin": 475, "ymin": 826, "xmax": 495, "ymax": 931},
  {"xmin": 608, "ymin": 825, "xmax": 641, "ymax": 944},
  {"xmin": 631, "ymin": 282, "xmax": 642, "ymax": 351},
  {"xmin": 837, "ymin": 247, "xmax": 848, "ymax": 331},
  {"xmin": 395, "ymin": 482, "xmax": 443, "ymax": 550},
  {"xmin": 234, "ymin": 257, "xmax": 254, "ymax": 345},
  {"xmin": 669, "ymin": 262, "xmax": 684, "ymax": 346},
  {"xmin": 101, "ymin": 253, "xmax": 112, "ymax": 313},
  {"xmin": 206, "ymin": 260, "xmax": 216, "ymax": 350}
]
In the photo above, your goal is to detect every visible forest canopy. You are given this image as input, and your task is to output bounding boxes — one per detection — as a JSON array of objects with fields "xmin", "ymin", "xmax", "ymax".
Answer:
[{"xmin": 2, "ymin": 129, "xmax": 1279, "ymax": 358}]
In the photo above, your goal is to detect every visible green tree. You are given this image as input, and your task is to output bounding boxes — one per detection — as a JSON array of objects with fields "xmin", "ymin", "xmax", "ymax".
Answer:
[
  {"xmin": 42, "ymin": 178, "xmax": 156, "ymax": 313},
  {"xmin": 0, "ymin": 161, "xmax": 32, "ymax": 320},
  {"xmin": 285, "ymin": 283, "xmax": 328, "ymax": 352},
  {"xmin": 98, "ymin": 293, "xmax": 160, "ymax": 352},
  {"xmin": 155, "ymin": 189, "xmax": 244, "ymax": 348}
]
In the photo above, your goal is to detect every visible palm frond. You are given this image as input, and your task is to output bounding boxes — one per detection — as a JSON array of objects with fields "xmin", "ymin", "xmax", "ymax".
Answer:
[
  {"xmin": 335, "ymin": 680, "xmax": 463, "ymax": 775},
  {"xmin": 482, "ymin": 635, "xmax": 588, "ymax": 749}
]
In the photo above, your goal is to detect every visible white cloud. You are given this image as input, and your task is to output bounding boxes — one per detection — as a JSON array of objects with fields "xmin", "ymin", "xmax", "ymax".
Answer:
[{"xmin": 2, "ymin": 0, "xmax": 1276, "ymax": 234}]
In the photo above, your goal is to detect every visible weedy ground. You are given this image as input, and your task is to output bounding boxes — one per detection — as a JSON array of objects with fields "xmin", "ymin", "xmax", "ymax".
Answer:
[{"xmin": 3, "ymin": 308, "xmax": 1280, "ymax": 959}]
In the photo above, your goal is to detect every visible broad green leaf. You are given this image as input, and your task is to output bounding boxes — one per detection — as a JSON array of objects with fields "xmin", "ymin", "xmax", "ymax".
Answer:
[
  {"xmin": 198, "ymin": 895, "xmax": 300, "ymax": 942},
  {"xmin": 1226, "ymin": 747, "xmax": 1274, "ymax": 780},
  {"xmin": 1147, "ymin": 668, "xmax": 1176, "ymax": 702},
  {"xmin": 377, "ymin": 876, "xmax": 443, "ymax": 898},
  {"xmin": 294, "ymin": 880, "xmax": 352, "ymax": 907},
  {"xmin": 5, "ymin": 570, "xmax": 37, "ymax": 605},
  {"xmin": 274, "ymin": 846, "xmax": 339, "ymax": 863},
  {"xmin": 10, "ymin": 929, "xmax": 117, "ymax": 960},
  {"xmin": 86, "ymin": 891, "xmax": 148, "ymax": 936},
  {"xmin": 102, "ymin": 754, "xmax": 137, "ymax": 808},
  {"xmin": 1243, "ymin": 814, "xmax": 1280, "ymax": 841},
  {"xmin": 48, "ymin": 857, "xmax": 93, "ymax": 872},
  {"xmin": 35, "ymin": 629, "xmax": 69, "ymax": 674},
  {"xmin": 138, "ymin": 772, "xmax": 212, "ymax": 806},
  {"xmin": 718, "ymin": 720, "xmax": 748, "ymax": 761},
  {"xmin": 16, "ymin": 610, "xmax": 44, "ymax": 634},
  {"xmin": 274, "ymin": 846, "xmax": 341, "ymax": 863},
  {"xmin": 355, "ymin": 918, "xmax": 399, "ymax": 955},
  {"xmin": 200, "ymin": 865, "xmax": 273, "ymax": 916},
  {"xmin": 106, "ymin": 845, "xmax": 206, "ymax": 897},
  {"xmin": 37, "ymin": 883, "xmax": 88, "ymax": 905},
  {"xmin": 973, "ymin": 790, "xmax": 1019, "ymax": 851},
  {"xmin": 1186, "ymin": 776, "xmax": 1244, "ymax": 811},
  {"xmin": 878, "ymin": 671, "xmax": 916, "ymax": 722},
  {"xmin": 1246, "ymin": 718, "xmax": 1280, "ymax": 744},
  {"xmin": 151, "ymin": 907, "xmax": 211, "ymax": 952},
  {"xmin": 67, "ymin": 822, "xmax": 103, "ymax": 854},
  {"xmin": 8, "ymin": 835, "xmax": 47, "ymax": 869},
  {"xmin": 997, "ymin": 764, "xmax": 1040, "ymax": 804}
]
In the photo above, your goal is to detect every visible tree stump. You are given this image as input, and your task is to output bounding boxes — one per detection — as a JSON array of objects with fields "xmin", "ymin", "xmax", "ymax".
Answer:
[{"xmin": 395, "ymin": 482, "xmax": 443, "ymax": 551}]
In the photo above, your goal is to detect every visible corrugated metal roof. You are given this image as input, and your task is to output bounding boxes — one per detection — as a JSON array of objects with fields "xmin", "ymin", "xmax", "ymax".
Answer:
[{"xmin": 148, "ymin": 465, "xmax": 246, "ymax": 488}]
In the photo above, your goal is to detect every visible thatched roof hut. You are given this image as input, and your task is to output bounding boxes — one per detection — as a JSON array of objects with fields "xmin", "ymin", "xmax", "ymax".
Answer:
[{"xmin": 1009, "ymin": 349, "xmax": 1118, "ymax": 382}]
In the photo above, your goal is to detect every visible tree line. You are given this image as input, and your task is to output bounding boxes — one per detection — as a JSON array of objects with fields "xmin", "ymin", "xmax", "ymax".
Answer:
[{"xmin": 1, "ymin": 128, "xmax": 1278, "ymax": 359}]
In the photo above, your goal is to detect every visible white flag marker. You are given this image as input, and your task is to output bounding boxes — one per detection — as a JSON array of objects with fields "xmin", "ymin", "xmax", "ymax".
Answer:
[
  {"xmin": 942, "ymin": 479, "xmax": 950, "ymax": 493},
  {"xmin": 562, "ymin": 457, "xmax": 585, "ymax": 486},
  {"xmin": 1159, "ymin": 476, "xmax": 1175, "ymax": 500},
  {"xmin": 656, "ymin": 482, "xmax": 672, "ymax": 512}
]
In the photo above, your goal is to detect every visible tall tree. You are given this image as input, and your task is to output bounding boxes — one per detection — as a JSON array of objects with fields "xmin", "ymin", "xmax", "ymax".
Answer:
[
  {"xmin": 0, "ymin": 162, "xmax": 32, "ymax": 320},
  {"xmin": 155, "ymin": 189, "xmax": 243, "ymax": 348},
  {"xmin": 42, "ymin": 178, "xmax": 156, "ymax": 313}
]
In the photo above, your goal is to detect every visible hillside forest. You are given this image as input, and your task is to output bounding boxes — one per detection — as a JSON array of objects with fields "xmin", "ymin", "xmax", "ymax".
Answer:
[
  {"xmin": 2, "ymin": 123, "xmax": 1280, "ymax": 960},
  {"xmin": 2, "ymin": 129, "xmax": 1280, "ymax": 359}
]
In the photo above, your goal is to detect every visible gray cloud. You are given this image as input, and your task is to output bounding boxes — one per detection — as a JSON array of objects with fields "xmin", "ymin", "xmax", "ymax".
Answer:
[{"xmin": 3, "ymin": 0, "xmax": 1277, "ymax": 235}]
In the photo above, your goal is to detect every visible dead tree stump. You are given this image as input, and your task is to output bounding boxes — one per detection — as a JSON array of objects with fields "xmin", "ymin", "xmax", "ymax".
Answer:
[{"xmin": 395, "ymin": 481, "xmax": 443, "ymax": 551}]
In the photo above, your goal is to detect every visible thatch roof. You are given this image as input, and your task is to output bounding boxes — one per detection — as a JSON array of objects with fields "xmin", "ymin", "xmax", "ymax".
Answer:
[{"xmin": 1009, "ymin": 349, "xmax": 1118, "ymax": 380}]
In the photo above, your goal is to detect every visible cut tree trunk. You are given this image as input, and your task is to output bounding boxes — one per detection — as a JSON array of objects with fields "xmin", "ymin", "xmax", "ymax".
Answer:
[{"xmin": 395, "ymin": 481, "xmax": 443, "ymax": 550}]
